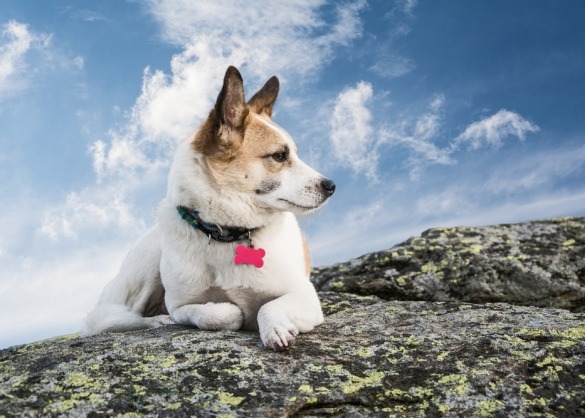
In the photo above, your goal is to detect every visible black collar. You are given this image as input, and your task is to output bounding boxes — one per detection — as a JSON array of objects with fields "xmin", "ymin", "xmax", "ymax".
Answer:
[{"xmin": 176, "ymin": 206, "xmax": 255, "ymax": 243}]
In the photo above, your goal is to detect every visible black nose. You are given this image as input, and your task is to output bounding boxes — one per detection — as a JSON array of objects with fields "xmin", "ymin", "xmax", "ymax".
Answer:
[{"xmin": 320, "ymin": 178, "xmax": 336, "ymax": 196}]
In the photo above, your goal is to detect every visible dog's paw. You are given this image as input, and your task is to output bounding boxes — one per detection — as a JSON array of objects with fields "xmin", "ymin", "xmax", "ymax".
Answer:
[
  {"xmin": 262, "ymin": 325, "xmax": 299, "ymax": 351},
  {"xmin": 258, "ymin": 307, "xmax": 299, "ymax": 351}
]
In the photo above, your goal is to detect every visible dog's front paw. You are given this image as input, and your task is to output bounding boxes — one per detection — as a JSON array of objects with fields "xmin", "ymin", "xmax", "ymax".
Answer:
[{"xmin": 258, "ymin": 306, "xmax": 299, "ymax": 351}]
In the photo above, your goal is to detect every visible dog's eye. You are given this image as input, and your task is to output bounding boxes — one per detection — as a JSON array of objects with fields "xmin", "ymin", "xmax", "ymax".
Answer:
[{"xmin": 271, "ymin": 151, "xmax": 287, "ymax": 163}]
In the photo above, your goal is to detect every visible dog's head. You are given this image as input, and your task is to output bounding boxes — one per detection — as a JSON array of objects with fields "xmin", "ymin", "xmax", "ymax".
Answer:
[{"xmin": 191, "ymin": 66, "xmax": 335, "ymax": 216}]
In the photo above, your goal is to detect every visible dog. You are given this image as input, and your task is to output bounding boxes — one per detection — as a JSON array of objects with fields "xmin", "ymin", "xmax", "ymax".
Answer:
[{"xmin": 82, "ymin": 66, "xmax": 335, "ymax": 350}]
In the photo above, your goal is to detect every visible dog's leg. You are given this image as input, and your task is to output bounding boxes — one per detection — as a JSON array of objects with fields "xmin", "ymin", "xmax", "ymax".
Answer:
[
  {"xmin": 171, "ymin": 302, "xmax": 244, "ymax": 331},
  {"xmin": 257, "ymin": 283, "xmax": 324, "ymax": 351}
]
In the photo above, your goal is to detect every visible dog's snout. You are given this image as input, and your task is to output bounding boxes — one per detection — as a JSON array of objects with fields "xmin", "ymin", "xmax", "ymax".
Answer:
[{"xmin": 320, "ymin": 178, "xmax": 336, "ymax": 196}]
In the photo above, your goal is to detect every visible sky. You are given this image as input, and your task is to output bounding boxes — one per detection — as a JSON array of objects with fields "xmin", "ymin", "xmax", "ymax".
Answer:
[{"xmin": 1, "ymin": 0, "xmax": 584, "ymax": 348}]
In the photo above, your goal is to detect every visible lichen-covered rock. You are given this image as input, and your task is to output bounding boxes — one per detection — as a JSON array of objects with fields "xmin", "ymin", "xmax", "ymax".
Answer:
[
  {"xmin": 2, "ymin": 217, "xmax": 585, "ymax": 417},
  {"xmin": 313, "ymin": 217, "xmax": 585, "ymax": 311},
  {"xmin": 1, "ymin": 292, "xmax": 584, "ymax": 417}
]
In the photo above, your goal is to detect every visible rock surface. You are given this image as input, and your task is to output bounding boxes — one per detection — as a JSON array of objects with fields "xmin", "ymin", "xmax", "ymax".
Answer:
[
  {"xmin": 1, "ymin": 218, "xmax": 584, "ymax": 417},
  {"xmin": 313, "ymin": 217, "xmax": 585, "ymax": 312}
]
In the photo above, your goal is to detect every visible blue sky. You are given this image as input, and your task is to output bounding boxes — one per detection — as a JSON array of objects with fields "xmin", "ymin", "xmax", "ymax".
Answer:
[{"xmin": 1, "ymin": 0, "xmax": 584, "ymax": 348}]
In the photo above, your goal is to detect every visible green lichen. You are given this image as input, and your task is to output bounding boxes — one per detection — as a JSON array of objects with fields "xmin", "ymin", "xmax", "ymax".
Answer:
[
  {"xmin": 160, "ymin": 355, "xmax": 177, "ymax": 368},
  {"xmin": 475, "ymin": 399, "xmax": 505, "ymax": 417},
  {"xmin": 341, "ymin": 371, "xmax": 385, "ymax": 395},
  {"xmin": 298, "ymin": 384, "xmax": 313, "ymax": 394},
  {"xmin": 215, "ymin": 391, "xmax": 245, "ymax": 407},
  {"xmin": 329, "ymin": 281, "xmax": 345, "ymax": 290},
  {"xmin": 437, "ymin": 374, "xmax": 468, "ymax": 395}
]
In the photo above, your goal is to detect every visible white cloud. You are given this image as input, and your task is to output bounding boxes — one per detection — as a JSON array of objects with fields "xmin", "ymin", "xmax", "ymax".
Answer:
[
  {"xmin": 66, "ymin": 9, "xmax": 109, "ymax": 23},
  {"xmin": 369, "ymin": 54, "xmax": 415, "ymax": 79},
  {"xmin": 453, "ymin": 109, "xmax": 539, "ymax": 150},
  {"xmin": 400, "ymin": 0, "xmax": 418, "ymax": 15},
  {"xmin": 380, "ymin": 94, "xmax": 454, "ymax": 179},
  {"xmin": 329, "ymin": 81, "xmax": 378, "ymax": 179},
  {"xmin": 40, "ymin": 186, "xmax": 146, "ymax": 241},
  {"xmin": 72, "ymin": 55, "xmax": 84, "ymax": 70},
  {"xmin": 487, "ymin": 143, "xmax": 585, "ymax": 193},
  {"xmin": 0, "ymin": 244, "xmax": 126, "ymax": 348},
  {"xmin": 145, "ymin": 0, "xmax": 366, "ymax": 81},
  {"xmin": 415, "ymin": 187, "xmax": 475, "ymax": 217},
  {"xmin": 343, "ymin": 198, "xmax": 384, "ymax": 225},
  {"xmin": 0, "ymin": 20, "xmax": 51, "ymax": 95},
  {"xmin": 336, "ymin": 91, "xmax": 540, "ymax": 180}
]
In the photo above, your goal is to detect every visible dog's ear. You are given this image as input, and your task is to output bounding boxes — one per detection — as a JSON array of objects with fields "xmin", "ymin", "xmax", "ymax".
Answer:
[
  {"xmin": 248, "ymin": 76, "xmax": 279, "ymax": 117},
  {"xmin": 215, "ymin": 66, "xmax": 248, "ymax": 131}
]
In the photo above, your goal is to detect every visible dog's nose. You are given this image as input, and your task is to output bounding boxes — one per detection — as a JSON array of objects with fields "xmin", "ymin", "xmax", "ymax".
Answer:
[{"xmin": 320, "ymin": 178, "xmax": 336, "ymax": 196}]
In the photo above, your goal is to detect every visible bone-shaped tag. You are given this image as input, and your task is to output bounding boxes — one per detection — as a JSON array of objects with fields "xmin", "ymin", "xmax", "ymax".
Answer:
[{"xmin": 234, "ymin": 244, "xmax": 265, "ymax": 268}]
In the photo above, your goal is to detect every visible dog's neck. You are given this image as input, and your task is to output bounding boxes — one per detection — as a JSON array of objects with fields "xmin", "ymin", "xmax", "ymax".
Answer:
[{"xmin": 176, "ymin": 205, "xmax": 258, "ymax": 244}]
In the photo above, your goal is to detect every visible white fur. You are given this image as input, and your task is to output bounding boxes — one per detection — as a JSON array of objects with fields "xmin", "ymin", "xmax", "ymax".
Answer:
[{"xmin": 82, "ymin": 70, "xmax": 333, "ymax": 350}]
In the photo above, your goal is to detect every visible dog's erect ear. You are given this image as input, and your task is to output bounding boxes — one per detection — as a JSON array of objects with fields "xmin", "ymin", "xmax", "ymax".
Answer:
[
  {"xmin": 215, "ymin": 66, "xmax": 248, "ymax": 130},
  {"xmin": 248, "ymin": 76, "xmax": 279, "ymax": 117}
]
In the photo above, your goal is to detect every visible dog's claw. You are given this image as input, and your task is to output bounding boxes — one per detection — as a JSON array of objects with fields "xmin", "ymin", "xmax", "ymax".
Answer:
[{"xmin": 266, "ymin": 330, "xmax": 296, "ymax": 351}]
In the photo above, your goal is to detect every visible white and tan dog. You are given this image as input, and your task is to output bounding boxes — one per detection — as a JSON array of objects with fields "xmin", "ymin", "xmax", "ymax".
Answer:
[{"xmin": 82, "ymin": 66, "xmax": 335, "ymax": 350}]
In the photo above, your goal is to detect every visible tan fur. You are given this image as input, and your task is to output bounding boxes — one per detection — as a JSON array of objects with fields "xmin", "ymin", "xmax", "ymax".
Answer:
[
  {"xmin": 302, "ymin": 234, "xmax": 311, "ymax": 277},
  {"xmin": 196, "ymin": 112, "xmax": 292, "ymax": 191}
]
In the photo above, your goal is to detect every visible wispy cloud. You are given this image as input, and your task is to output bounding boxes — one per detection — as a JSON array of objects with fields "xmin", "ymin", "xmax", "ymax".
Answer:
[
  {"xmin": 0, "ymin": 20, "xmax": 51, "ymax": 96},
  {"xmin": 415, "ymin": 187, "xmax": 475, "ymax": 217},
  {"xmin": 380, "ymin": 93, "xmax": 454, "ymax": 179},
  {"xmin": 384, "ymin": 0, "xmax": 419, "ymax": 36},
  {"xmin": 453, "ymin": 109, "xmax": 539, "ymax": 150},
  {"xmin": 487, "ymin": 143, "xmax": 585, "ymax": 193},
  {"xmin": 399, "ymin": 0, "xmax": 419, "ymax": 15},
  {"xmin": 65, "ymin": 9, "xmax": 110, "ymax": 23},
  {"xmin": 329, "ymin": 82, "xmax": 540, "ymax": 180},
  {"xmin": 329, "ymin": 81, "xmax": 377, "ymax": 179},
  {"xmin": 369, "ymin": 54, "xmax": 415, "ymax": 79}
]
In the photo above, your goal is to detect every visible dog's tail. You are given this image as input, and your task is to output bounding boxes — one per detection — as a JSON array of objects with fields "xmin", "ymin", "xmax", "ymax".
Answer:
[{"xmin": 81, "ymin": 304, "xmax": 173, "ymax": 336}]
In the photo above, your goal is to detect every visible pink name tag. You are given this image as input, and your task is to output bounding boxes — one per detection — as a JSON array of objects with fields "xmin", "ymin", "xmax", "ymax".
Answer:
[{"xmin": 234, "ymin": 244, "xmax": 266, "ymax": 268}]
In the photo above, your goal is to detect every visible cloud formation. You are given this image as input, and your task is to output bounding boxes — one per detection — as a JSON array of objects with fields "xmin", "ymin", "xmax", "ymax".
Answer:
[
  {"xmin": 0, "ymin": 20, "xmax": 51, "ymax": 96},
  {"xmin": 329, "ymin": 81, "xmax": 377, "ymax": 179},
  {"xmin": 146, "ymin": 0, "xmax": 365, "ymax": 80},
  {"xmin": 329, "ymin": 82, "xmax": 540, "ymax": 180},
  {"xmin": 453, "ymin": 109, "xmax": 540, "ymax": 150},
  {"xmin": 487, "ymin": 144, "xmax": 585, "ymax": 193},
  {"xmin": 369, "ymin": 54, "xmax": 415, "ymax": 79}
]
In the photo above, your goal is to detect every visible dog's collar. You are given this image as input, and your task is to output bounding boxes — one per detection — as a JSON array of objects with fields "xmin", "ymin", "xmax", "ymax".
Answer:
[{"xmin": 176, "ymin": 206, "xmax": 255, "ymax": 244}]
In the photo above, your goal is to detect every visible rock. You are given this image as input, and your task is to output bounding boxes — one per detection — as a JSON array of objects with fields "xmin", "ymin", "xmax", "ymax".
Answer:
[
  {"xmin": 313, "ymin": 217, "xmax": 585, "ymax": 311},
  {"xmin": 1, "ymin": 217, "xmax": 584, "ymax": 416},
  {"xmin": 1, "ymin": 293, "xmax": 584, "ymax": 416}
]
